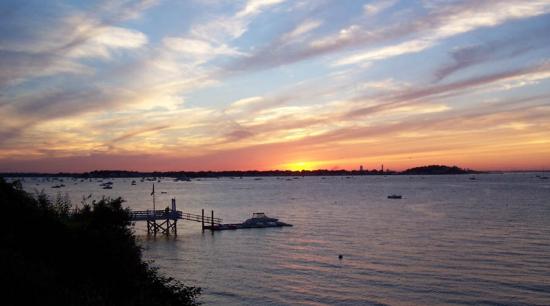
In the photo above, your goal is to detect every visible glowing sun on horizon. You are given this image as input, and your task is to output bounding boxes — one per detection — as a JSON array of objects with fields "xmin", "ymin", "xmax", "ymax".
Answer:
[{"xmin": 284, "ymin": 161, "xmax": 318, "ymax": 171}]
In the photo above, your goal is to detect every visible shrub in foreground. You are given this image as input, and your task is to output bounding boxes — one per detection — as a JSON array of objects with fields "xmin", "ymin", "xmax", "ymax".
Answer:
[{"xmin": 0, "ymin": 178, "xmax": 200, "ymax": 306}]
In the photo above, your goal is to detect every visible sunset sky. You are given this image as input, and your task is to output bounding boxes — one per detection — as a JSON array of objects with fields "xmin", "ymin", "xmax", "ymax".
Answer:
[{"xmin": 1, "ymin": 0, "xmax": 550, "ymax": 172}]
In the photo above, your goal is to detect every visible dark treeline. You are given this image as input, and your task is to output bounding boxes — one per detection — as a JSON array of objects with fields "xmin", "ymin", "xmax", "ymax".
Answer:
[
  {"xmin": 1, "ymin": 165, "xmax": 480, "ymax": 178},
  {"xmin": 2, "ymin": 169, "xmax": 394, "ymax": 178},
  {"xmin": 0, "ymin": 178, "xmax": 200, "ymax": 306},
  {"xmin": 401, "ymin": 165, "xmax": 480, "ymax": 175}
]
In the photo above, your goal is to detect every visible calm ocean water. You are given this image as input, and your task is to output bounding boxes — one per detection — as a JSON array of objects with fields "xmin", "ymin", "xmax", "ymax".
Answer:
[{"xmin": 15, "ymin": 173, "xmax": 550, "ymax": 305}]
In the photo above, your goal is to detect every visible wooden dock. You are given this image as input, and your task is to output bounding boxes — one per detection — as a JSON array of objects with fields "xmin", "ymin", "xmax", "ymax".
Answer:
[
  {"xmin": 130, "ymin": 199, "xmax": 222, "ymax": 235},
  {"xmin": 129, "ymin": 197, "xmax": 291, "ymax": 235}
]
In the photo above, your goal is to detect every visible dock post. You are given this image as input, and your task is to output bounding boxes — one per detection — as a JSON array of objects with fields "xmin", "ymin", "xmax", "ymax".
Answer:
[
  {"xmin": 201, "ymin": 209, "xmax": 205, "ymax": 231},
  {"xmin": 211, "ymin": 210, "xmax": 214, "ymax": 230},
  {"xmin": 171, "ymin": 198, "xmax": 177, "ymax": 235}
]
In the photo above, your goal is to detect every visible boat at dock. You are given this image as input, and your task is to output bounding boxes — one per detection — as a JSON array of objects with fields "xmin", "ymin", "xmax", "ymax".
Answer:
[
  {"xmin": 100, "ymin": 181, "xmax": 113, "ymax": 189},
  {"xmin": 205, "ymin": 212, "xmax": 292, "ymax": 231}
]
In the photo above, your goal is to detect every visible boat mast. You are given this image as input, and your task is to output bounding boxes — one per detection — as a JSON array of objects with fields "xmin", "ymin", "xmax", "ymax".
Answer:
[{"xmin": 151, "ymin": 183, "xmax": 156, "ymax": 214}]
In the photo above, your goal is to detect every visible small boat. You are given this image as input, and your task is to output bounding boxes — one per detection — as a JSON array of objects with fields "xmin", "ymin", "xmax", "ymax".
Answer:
[
  {"xmin": 100, "ymin": 181, "xmax": 113, "ymax": 188},
  {"xmin": 174, "ymin": 176, "xmax": 191, "ymax": 182},
  {"xmin": 241, "ymin": 213, "xmax": 291, "ymax": 227},
  {"xmin": 131, "ymin": 180, "xmax": 136, "ymax": 185},
  {"xmin": 205, "ymin": 213, "xmax": 293, "ymax": 231},
  {"xmin": 387, "ymin": 194, "xmax": 402, "ymax": 199}
]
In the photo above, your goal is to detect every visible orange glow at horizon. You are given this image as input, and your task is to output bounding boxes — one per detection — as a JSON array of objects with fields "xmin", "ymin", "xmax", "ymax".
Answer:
[{"xmin": 282, "ymin": 161, "xmax": 319, "ymax": 171}]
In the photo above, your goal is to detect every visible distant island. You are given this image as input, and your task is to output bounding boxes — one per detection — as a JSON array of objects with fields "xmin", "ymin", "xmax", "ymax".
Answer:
[
  {"xmin": 401, "ymin": 165, "xmax": 480, "ymax": 175},
  {"xmin": 2, "ymin": 165, "xmax": 481, "ymax": 178}
]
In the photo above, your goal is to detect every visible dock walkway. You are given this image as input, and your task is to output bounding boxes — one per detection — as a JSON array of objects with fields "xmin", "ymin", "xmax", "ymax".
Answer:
[
  {"xmin": 129, "ymin": 210, "xmax": 222, "ymax": 224},
  {"xmin": 129, "ymin": 197, "xmax": 291, "ymax": 235},
  {"xmin": 130, "ymin": 209, "xmax": 222, "ymax": 235}
]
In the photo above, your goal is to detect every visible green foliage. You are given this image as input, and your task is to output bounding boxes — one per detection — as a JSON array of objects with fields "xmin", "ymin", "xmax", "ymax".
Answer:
[
  {"xmin": 53, "ymin": 191, "xmax": 72, "ymax": 217},
  {"xmin": 0, "ymin": 178, "xmax": 200, "ymax": 306}
]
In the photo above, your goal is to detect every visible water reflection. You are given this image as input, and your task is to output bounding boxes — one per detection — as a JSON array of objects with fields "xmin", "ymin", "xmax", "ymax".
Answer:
[{"xmin": 15, "ymin": 174, "xmax": 550, "ymax": 305}]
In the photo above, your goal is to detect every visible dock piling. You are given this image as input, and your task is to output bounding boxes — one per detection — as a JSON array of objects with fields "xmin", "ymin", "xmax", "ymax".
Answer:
[
  {"xmin": 201, "ymin": 209, "xmax": 205, "ymax": 231},
  {"xmin": 211, "ymin": 210, "xmax": 214, "ymax": 230}
]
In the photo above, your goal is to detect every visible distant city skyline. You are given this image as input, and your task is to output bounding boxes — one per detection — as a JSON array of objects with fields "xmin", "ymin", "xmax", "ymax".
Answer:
[{"xmin": 1, "ymin": 0, "xmax": 550, "ymax": 172}]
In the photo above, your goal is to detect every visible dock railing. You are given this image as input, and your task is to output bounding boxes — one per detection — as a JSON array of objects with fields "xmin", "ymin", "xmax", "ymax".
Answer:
[{"xmin": 129, "ymin": 210, "xmax": 222, "ymax": 225}]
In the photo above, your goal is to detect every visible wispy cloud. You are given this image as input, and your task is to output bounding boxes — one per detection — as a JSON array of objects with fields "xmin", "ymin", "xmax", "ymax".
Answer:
[
  {"xmin": 66, "ymin": 25, "xmax": 148, "ymax": 59},
  {"xmin": 282, "ymin": 19, "xmax": 323, "ymax": 42},
  {"xmin": 345, "ymin": 62, "xmax": 550, "ymax": 119},
  {"xmin": 434, "ymin": 21, "xmax": 550, "ymax": 81},
  {"xmin": 363, "ymin": 0, "xmax": 399, "ymax": 16},
  {"xmin": 190, "ymin": 0, "xmax": 287, "ymax": 42},
  {"xmin": 334, "ymin": 0, "xmax": 550, "ymax": 67},
  {"xmin": 110, "ymin": 124, "xmax": 171, "ymax": 143},
  {"xmin": 163, "ymin": 37, "xmax": 243, "ymax": 65},
  {"xmin": 223, "ymin": 0, "xmax": 550, "ymax": 73},
  {"xmin": 333, "ymin": 38, "xmax": 434, "ymax": 66},
  {"xmin": 0, "ymin": 1, "xmax": 154, "ymax": 89},
  {"xmin": 236, "ymin": 0, "xmax": 286, "ymax": 18}
]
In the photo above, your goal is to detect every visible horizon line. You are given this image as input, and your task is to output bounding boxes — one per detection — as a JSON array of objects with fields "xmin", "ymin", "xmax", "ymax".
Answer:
[{"xmin": 1, "ymin": 168, "xmax": 548, "ymax": 176}]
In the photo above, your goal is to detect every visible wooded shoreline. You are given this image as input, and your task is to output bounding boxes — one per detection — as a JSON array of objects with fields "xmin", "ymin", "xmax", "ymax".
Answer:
[{"xmin": 2, "ymin": 165, "xmax": 482, "ymax": 178}]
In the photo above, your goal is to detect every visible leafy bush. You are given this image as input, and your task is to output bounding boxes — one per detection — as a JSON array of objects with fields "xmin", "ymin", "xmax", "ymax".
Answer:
[{"xmin": 0, "ymin": 178, "xmax": 200, "ymax": 306}]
